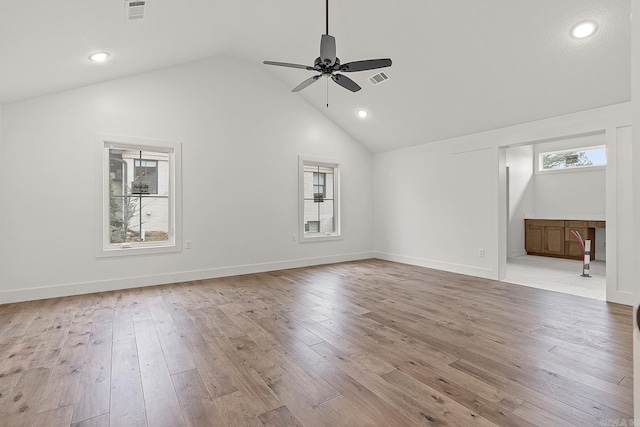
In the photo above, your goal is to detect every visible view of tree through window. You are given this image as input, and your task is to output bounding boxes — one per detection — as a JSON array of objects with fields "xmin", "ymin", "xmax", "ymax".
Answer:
[
  {"xmin": 540, "ymin": 146, "xmax": 606, "ymax": 171},
  {"xmin": 109, "ymin": 148, "xmax": 169, "ymax": 244}
]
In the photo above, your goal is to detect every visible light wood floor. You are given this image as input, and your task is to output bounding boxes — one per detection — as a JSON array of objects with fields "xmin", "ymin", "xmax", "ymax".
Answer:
[{"xmin": 0, "ymin": 259, "xmax": 632, "ymax": 426}]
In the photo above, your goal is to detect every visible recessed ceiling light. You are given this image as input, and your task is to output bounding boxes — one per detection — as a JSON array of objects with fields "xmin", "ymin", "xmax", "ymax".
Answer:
[
  {"xmin": 89, "ymin": 52, "xmax": 110, "ymax": 62},
  {"xmin": 357, "ymin": 109, "xmax": 369, "ymax": 119},
  {"xmin": 571, "ymin": 21, "xmax": 598, "ymax": 39}
]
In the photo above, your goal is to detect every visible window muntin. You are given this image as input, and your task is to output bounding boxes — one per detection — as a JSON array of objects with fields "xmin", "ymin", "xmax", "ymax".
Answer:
[
  {"xmin": 299, "ymin": 158, "xmax": 340, "ymax": 240},
  {"xmin": 538, "ymin": 146, "xmax": 606, "ymax": 171},
  {"xmin": 97, "ymin": 135, "xmax": 181, "ymax": 257}
]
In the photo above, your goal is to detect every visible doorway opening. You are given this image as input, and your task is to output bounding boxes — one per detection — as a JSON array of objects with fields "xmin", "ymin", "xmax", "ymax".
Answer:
[{"xmin": 502, "ymin": 132, "xmax": 607, "ymax": 300}]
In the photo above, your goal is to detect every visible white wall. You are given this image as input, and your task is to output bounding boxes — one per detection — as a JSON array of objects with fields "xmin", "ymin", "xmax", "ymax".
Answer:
[
  {"xmin": 0, "ymin": 56, "xmax": 374, "ymax": 303},
  {"xmin": 374, "ymin": 103, "xmax": 631, "ymax": 296},
  {"xmin": 374, "ymin": 144, "xmax": 495, "ymax": 278},
  {"xmin": 0, "ymin": 104, "xmax": 2, "ymax": 234},
  {"xmin": 631, "ymin": 0, "xmax": 640, "ymax": 415},
  {"xmin": 506, "ymin": 145, "xmax": 534, "ymax": 257},
  {"xmin": 532, "ymin": 134, "xmax": 606, "ymax": 220}
]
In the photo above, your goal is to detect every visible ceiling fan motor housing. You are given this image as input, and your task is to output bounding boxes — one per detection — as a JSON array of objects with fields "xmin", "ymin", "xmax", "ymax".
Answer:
[{"xmin": 314, "ymin": 57, "xmax": 342, "ymax": 76}]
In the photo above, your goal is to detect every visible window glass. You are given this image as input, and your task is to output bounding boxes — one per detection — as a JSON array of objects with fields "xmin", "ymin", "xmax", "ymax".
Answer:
[
  {"xmin": 109, "ymin": 148, "xmax": 169, "ymax": 244},
  {"xmin": 301, "ymin": 160, "xmax": 339, "ymax": 239},
  {"xmin": 133, "ymin": 159, "xmax": 159, "ymax": 194},
  {"xmin": 539, "ymin": 146, "xmax": 606, "ymax": 171}
]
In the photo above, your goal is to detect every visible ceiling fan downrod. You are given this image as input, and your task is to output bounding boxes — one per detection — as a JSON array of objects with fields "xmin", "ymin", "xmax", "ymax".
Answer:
[{"xmin": 325, "ymin": 0, "xmax": 329, "ymax": 35}]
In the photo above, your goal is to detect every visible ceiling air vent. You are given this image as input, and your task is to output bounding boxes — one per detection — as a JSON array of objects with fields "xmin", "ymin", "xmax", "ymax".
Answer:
[
  {"xmin": 125, "ymin": 0, "xmax": 147, "ymax": 21},
  {"xmin": 369, "ymin": 71, "xmax": 390, "ymax": 86}
]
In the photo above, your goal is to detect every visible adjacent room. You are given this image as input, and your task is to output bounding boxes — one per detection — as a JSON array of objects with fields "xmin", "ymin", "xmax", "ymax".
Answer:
[
  {"xmin": 0, "ymin": 1, "xmax": 637, "ymax": 426},
  {"xmin": 505, "ymin": 133, "xmax": 608, "ymax": 300}
]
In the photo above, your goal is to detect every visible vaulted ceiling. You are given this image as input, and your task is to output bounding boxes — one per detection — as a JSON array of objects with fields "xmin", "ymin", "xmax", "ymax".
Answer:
[{"xmin": 0, "ymin": 0, "xmax": 630, "ymax": 153}]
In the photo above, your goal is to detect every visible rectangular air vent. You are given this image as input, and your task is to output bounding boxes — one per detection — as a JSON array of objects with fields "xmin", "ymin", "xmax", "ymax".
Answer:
[
  {"xmin": 126, "ymin": 0, "xmax": 147, "ymax": 21},
  {"xmin": 369, "ymin": 71, "xmax": 390, "ymax": 86}
]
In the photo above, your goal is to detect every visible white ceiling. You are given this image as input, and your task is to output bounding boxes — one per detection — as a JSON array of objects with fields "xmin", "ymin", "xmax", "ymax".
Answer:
[{"xmin": 0, "ymin": 0, "xmax": 630, "ymax": 153}]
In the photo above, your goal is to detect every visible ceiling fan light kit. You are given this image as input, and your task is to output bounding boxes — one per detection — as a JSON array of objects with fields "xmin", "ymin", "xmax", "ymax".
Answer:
[{"xmin": 263, "ymin": 0, "xmax": 392, "ymax": 95}]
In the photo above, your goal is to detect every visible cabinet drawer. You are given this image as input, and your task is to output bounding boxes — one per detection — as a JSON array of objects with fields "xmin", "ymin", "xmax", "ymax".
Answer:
[
  {"xmin": 588, "ymin": 221, "xmax": 606, "ymax": 228},
  {"xmin": 565, "ymin": 220, "xmax": 587, "ymax": 228},
  {"xmin": 526, "ymin": 220, "xmax": 564, "ymax": 228},
  {"xmin": 565, "ymin": 227, "xmax": 587, "ymax": 242}
]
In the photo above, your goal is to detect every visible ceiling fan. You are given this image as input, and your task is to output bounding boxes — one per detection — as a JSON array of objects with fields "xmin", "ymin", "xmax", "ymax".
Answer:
[{"xmin": 263, "ymin": 0, "xmax": 392, "ymax": 93}]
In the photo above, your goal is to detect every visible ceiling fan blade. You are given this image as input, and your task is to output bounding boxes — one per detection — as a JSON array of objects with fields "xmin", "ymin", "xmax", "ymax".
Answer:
[
  {"xmin": 263, "ymin": 61, "xmax": 315, "ymax": 71},
  {"xmin": 320, "ymin": 34, "xmax": 336, "ymax": 66},
  {"xmin": 340, "ymin": 59, "xmax": 392, "ymax": 72},
  {"xmin": 331, "ymin": 74, "xmax": 361, "ymax": 92},
  {"xmin": 292, "ymin": 75, "xmax": 322, "ymax": 92}
]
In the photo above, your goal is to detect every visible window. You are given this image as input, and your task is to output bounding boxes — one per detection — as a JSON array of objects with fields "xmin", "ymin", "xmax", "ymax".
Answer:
[
  {"xmin": 96, "ymin": 134, "xmax": 181, "ymax": 257},
  {"xmin": 299, "ymin": 157, "xmax": 340, "ymax": 241},
  {"xmin": 538, "ymin": 145, "xmax": 606, "ymax": 172}
]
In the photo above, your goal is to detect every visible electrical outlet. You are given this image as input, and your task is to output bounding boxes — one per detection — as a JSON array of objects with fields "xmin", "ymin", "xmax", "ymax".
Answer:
[
  {"xmin": 185, "ymin": 240, "xmax": 192, "ymax": 249},
  {"xmin": 479, "ymin": 249, "xmax": 485, "ymax": 257}
]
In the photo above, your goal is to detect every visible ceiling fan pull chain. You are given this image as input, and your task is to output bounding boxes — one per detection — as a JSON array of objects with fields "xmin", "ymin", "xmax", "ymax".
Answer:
[{"xmin": 326, "ymin": 77, "xmax": 329, "ymax": 108}]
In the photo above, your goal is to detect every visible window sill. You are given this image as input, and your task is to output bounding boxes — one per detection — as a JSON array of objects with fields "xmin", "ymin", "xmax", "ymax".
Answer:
[
  {"xmin": 535, "ymin": 165, "xmax": 605, "ymax": 176},
  {"xmin": 300, "ymin": 233, "xmax": 342, "ymax": 243},
  {"xmin": 97, "ymin": 242, "xmax": 180, "ymax": 258}
]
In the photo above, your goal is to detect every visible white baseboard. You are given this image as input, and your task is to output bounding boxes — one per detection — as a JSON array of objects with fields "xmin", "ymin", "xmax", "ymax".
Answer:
[
  {"xmin": 606, "ymin": 290, "xmax": 634, "ymax": 306},
  {"xmin": 509, "ymin": 249, "xmax": 527, "ymax": 257},
  {"xmin": 0, "ymin": 252, "xmax": 375, "ymax": 304},
  {"xmin": 7, "ymin": 251, "xmax": 624, "ymax": 306},
  {"xmin": 374, "ymin": 251, "xmax": 495, "ymax": 279}
]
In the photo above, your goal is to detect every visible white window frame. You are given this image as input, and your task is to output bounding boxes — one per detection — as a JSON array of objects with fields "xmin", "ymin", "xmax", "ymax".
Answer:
[
  {"xmin": 536, "ymin": 145, "xmax": 606, "ymax": 175},
  {"xmin": 298, "ymin": 156, "xmax": 341, "ymax": 242},
  {"xmin": 95, "ymin": 134, "xmax": 182, "ymax": 257}
]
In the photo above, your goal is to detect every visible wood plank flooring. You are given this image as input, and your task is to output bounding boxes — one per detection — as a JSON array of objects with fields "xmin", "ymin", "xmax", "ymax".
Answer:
[{"xmin": 0, "ymin": 259, "xmax": 632, "ymax": 426}]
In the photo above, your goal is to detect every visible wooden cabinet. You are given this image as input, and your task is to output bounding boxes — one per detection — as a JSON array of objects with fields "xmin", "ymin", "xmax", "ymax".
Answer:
[
  {"xmin": 525, "ymin": 220, "xmax": 565, "ymax": 256},
  {"xmin": 525, "ymin": 219, "xmax": 602, "ymax": 260}
]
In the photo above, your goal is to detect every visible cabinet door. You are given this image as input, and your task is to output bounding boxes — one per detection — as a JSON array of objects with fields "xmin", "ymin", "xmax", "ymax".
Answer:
[
  {"xmin": 525, "ymin": 225, "xmax": 543, "ymax": 253},
  {"xmin": 566, "ymin": 241, "xmax": 584, "ymax": 258},
  {"xmin": 565, "ymin": 227, "xmax": 588, "ymax": 258},
  {"xmin": 544, "ymin": 226, "xmax": 565, "ymax": 255}
]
